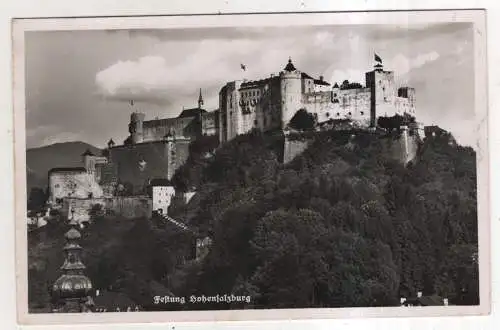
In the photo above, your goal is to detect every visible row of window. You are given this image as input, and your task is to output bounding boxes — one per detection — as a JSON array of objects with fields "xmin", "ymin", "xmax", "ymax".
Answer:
[
  {"xmin": 324, "ymin": 111, "xmax": 366, "ymax": 117},
  {"xmin": 241, "ymin": 90, "xmax": 261, "ymax": 97}
]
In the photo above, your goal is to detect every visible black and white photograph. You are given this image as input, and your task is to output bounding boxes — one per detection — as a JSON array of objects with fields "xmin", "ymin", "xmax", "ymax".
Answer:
[{"xmin": 12, "ymin": 9, "xmax": 489, "ymax": 324}]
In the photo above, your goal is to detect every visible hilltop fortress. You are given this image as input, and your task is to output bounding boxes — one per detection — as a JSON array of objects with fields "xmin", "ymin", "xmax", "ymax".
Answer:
[
  {"xmin": 219, "ymin": 57, "xmax": 417, "ymax": 142},
  {"xmin": 45, "ymin": 56, "xmax": 424, "ymax": 223},
  {"xmin": 112, "ymin": 57, "xmax": 421, "ymax": 188}
]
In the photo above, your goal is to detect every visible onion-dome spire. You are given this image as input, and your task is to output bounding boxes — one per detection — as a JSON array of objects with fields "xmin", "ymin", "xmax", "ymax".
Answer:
[{"xmin": 51, "ymin": 218, "xmax": 93, "ymax": 313}]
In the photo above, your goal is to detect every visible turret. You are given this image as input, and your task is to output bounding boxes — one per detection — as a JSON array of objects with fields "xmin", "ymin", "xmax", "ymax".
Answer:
[
  {"xmin": 279, "ymin": 57, "xmax": 302, "ymax": 128},
  {"xmin": 129, "ymin": 112, "xmax": 145, "ymax": 144},
  {"xmin": 365, "ymin": 53, "xmax": 396, "ymax": 126},
  {"xmin": 107, "ymin": 138, "xmax": 115, "ymax": 149}
]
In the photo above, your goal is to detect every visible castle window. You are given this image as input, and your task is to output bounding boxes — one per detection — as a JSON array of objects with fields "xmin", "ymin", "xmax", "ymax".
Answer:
[
  {"xmin": 348, "ymin": 112, "xmax": 352, "ymax": 116},
  {"xmin": 254, "ymin": 120, "xmax": 258, "ymax": 126},
  {"xmin": 336, "ymin": 112, "xmax": 340, "ymax": 116},
  {"xmin": 360, "ymin": 111, "xmax": 364, "ymax": 115},
  {"xmin": 55, "ymin": 184, "xmax": 60, "ymax": 188},
  {"xmin": 334, "ymin": 93, "xmax": 337, "ymax": 97},
  {"xmin": 326, "ymin": 112, "xmax": 330, "ymax": 117}
]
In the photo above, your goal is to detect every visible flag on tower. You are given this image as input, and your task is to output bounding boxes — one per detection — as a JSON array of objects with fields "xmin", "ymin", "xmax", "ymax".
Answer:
[
  {"xmin": 130, "ymin": 99, "xmax": 134, "ymax": 106},
  {"xmin": 374, "ymin": 53, "xmax": 383, "ymax": 63},
  {"xmin": 240, "ymin": 63, "xmax": 247, "ymax": 71}
]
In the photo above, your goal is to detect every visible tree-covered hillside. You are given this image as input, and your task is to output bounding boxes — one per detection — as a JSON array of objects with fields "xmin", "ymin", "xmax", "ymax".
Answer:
[
  {"xmin": 169, "ymin": 128, "xmax": 478, "ymax": 308},
  {"xmin": 28, "ymin": 127, "xmax": 478, "ymax": 311}
]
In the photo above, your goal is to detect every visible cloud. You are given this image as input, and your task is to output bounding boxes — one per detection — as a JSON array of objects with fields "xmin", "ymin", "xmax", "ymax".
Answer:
[
  {"xmin": 95, "ymin": 56, "xmax": 174, "ymax": 104},
  {"xmin": 390, "ymin": 51, "xmax": 440, "ymax": 76}
]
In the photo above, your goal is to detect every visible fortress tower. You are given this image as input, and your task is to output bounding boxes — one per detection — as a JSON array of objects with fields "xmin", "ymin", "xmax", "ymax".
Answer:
[
  {"xmin": 129, "ymin": 111, "xmax": 145, "ymax": 144},
  {"xmin": 280, "ymin": 58, "xmax": 303, "ymax": 128},
  {"xmin": 365, "ymin": 59, "xmax": 397, "ymax": 126}
]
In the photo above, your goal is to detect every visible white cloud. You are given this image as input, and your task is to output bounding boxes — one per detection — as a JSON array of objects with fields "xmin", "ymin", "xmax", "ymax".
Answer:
[
  {"xmin": 390, "ymin": 51, "xmax": 440, "ymax": 76},
  {"xmin": 95, "ymin": 56, "xmax": 172, "ymax": 100}
]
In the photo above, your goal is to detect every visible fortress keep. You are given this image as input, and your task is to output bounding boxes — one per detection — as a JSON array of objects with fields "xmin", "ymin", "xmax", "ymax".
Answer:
[{"xmin": 219, "ymin": 57, "xmax": 417, "ymax": 142}]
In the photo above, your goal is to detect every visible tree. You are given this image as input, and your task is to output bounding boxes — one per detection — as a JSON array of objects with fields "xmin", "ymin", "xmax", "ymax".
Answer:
[
  {"xmin": 27, "ymin": 187, "xmax": 47, "ymax": 211},
  {"xmin": 289, "ymin": 109, "xmax": 316, "ymax": 131}
]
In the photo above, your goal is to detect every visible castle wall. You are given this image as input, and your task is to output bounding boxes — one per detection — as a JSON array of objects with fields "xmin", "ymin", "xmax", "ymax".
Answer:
[
  {"xmin": 62, "ymin": 196, "xmax": 152, "ymax": 223},
  {"xmin": 142, "ymin": 116, "xmax": 198, "ymax": 142},
  {"xmin": 382, "ymin": 128, "xmax": 420, "ymax": 165},
  {"xmin": 107, "ymin": 196, "xmax": 152, "ymax": 219},
  {"xmin": 48, "ymin": 170, "xmax": 104, "ymax": 204},
  {"xmin": 395, "ymin": 94, "xmax": 416, "ymax": 116},
  {"xmin": 283, "ymin": 135, "xmax": 311, "ymax": 163},
  {"xmin": 201, "ymin": 110, "xmax": 219, "ymax": 136},
  {"xmin": 302, "ymin": 88, "xmax": 371, "ymax": 126},
  {"xmin": 220, "ymin": 81, "xmax": 244, "ymax": 142},
  {"xmin": 109, "ymin": 140, "xmax": 190, "ymax": 192},
  {"xmin": 259, "ymin": 77, "xmax": 282, "ymax": 132}
]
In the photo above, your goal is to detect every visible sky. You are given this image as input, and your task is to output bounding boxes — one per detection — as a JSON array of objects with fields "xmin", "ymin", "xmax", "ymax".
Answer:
[{"xmin": 25, "ymin": 22, "xmax": 475, "ymax": 149}]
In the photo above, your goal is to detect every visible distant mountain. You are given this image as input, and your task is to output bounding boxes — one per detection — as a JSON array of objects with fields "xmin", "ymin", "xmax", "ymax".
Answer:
[{"xmin": 26, "ymin": 141, "xmax": 102, "ymax": 192}]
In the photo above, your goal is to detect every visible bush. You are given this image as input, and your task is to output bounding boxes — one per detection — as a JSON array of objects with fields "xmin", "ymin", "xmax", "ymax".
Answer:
[{"xmin": 289, "ymin": 109, "xmax": 316, "ymax": 131}]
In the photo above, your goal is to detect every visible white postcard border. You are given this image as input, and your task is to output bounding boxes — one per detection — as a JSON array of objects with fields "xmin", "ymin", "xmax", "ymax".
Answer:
[{"xmin": 11, "ymin": 9, "xmax": 490, "ymax": 325}]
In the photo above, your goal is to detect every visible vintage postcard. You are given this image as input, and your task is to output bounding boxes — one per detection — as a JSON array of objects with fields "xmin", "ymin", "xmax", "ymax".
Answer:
[{"xmin": 12, "ymin": 9, "xmax": 489, "ymax": 325}]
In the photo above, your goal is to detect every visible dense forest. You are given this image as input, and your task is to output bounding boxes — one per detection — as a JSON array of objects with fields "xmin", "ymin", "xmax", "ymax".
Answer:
[{"xmin": 28, "ymin": 126, "xmax": 479, "ymax": 311}]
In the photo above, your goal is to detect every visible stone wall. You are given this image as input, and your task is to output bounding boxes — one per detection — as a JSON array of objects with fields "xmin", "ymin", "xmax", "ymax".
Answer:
[
  {"xmin": 142, "ymin": 116, "xmax": 199, "ymax": 142},
  {"xmin": 63, "ymin": 196, "xmax": 152, "ymax": 223},
  {"xmin": 109, "ymin": 140, "xmax": 190, "ymax": 192},
  {"xmin": 283, "ymin": 135, "xmax": 311, "ymax": 164},
  {"xmin": 382, "ymin": 128, "xmax": 420, "ymax": 166}
]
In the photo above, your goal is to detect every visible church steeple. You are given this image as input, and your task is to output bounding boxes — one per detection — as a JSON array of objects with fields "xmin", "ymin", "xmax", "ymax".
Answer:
[
  {"xmin": 198, "ymin": 88, "xmax": 204, "ymax": 109},
  {"xmin": 51, "ymin": 218, "xmax": 94, "ymax": 312}
]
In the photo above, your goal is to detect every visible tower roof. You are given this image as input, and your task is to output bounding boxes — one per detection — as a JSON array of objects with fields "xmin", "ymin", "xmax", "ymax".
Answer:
[
  {"xmin": 283, "ymin": 57, "xmax": 297, "ymax": 72},
  {"xmin": 198, "ymin": 88, "xmax": 204, "ymax": 108}
]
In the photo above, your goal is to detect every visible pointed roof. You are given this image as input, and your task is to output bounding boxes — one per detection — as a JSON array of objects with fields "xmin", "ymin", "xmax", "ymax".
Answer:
[
  {"xmin": 178, "ymin": 107, "xmax": 206, "ymax": 118},
  {"xmin": 283, "ymin": 57, "xmax": 297, "ymax": 72},
  {"xmin": 198, "ymin": 88, "xmax": 204, "ymax": 106},
  {"xmin": 333, "ymin": 82, "xmax": 339, "ymax": 88},
  {"xmin": 107, "ymin": 138, "xmax": 115, "ymax": 146}
]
